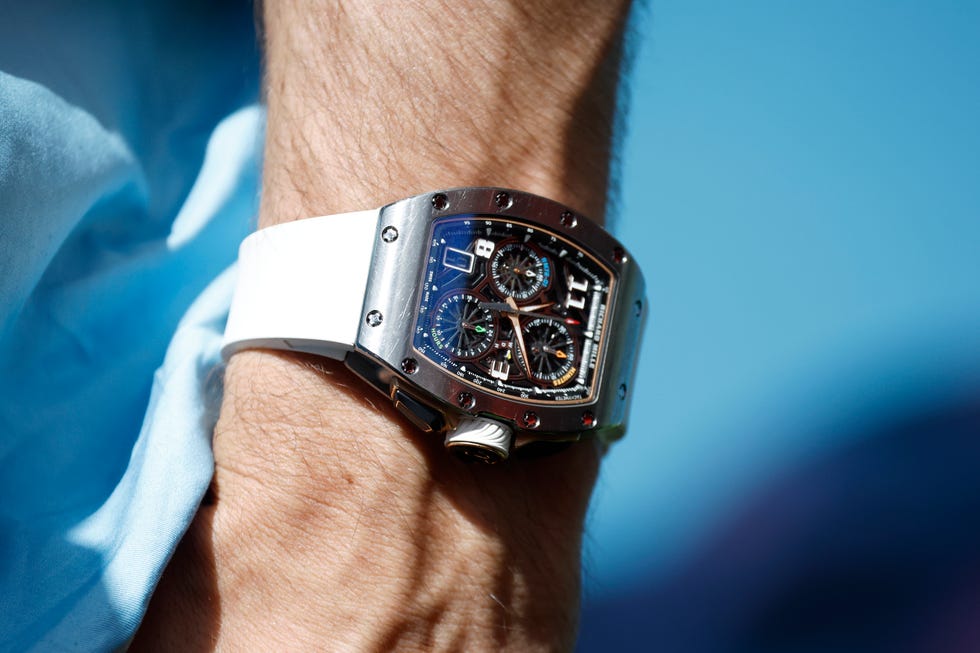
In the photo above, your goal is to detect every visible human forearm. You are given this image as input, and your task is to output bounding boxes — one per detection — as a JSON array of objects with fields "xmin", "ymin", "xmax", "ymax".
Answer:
[
  {"xmin": 135, "ymin": 1, "xmax": 635, "ymax": 650},
  {"xmin": 260, "ymin": 0, "xmax": 631, "ymax": 224}
]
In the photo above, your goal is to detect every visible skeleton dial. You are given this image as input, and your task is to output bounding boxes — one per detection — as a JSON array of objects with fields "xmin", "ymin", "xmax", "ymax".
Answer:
[{"xmin": 415, "ymin": 216, "xmax": 613, "ymax": 404}]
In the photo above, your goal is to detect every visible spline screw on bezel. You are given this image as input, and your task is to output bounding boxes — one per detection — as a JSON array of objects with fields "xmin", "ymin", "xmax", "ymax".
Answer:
[
  {"xmin": 522, "ymin": 411, "xmax": 540, "ymax": 429},
  {"xmin": 401, "ymin": 358, "xmax": 418, "ymax": 374},
  {"xmin": 494, "ymin": 191, "xmax": 513, "ymax": 210}
]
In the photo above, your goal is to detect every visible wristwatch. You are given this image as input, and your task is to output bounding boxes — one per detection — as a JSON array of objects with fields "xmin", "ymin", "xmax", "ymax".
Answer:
[{"xmin": 223, "ymin": 187, "xmax": 645, "ymax": 463}]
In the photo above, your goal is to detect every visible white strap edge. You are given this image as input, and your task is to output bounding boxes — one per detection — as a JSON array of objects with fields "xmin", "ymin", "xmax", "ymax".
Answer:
[{"xmin": 221, "ymin": 209, "xmax": 380, "ymax": 361}]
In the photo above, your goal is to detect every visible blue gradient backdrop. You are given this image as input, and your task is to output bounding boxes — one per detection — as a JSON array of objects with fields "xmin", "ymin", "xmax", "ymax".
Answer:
[{"xmin": 580, "ymin": 2, "xmax": 980, "ymax": 650}]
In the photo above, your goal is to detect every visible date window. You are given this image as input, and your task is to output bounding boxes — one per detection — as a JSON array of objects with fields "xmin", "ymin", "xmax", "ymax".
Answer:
[{"xmin": 442, "ymin": 247, "xmax": 475, "ymax": 274}]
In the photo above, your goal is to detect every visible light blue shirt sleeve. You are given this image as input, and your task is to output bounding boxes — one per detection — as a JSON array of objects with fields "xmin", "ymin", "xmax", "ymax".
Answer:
[{"xmin": 0, "ymin": 3, "xmax": 261, "ymax": 650}]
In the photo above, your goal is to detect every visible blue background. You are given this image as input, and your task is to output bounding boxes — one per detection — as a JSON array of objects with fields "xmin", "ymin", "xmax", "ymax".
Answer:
[
  {"xmin": 1, "ymin": 1, "xmax": 978, "ymax": 650},
  {"xmin": 580, "ymin": 2, "xmax": 980, "ymax": 651}
]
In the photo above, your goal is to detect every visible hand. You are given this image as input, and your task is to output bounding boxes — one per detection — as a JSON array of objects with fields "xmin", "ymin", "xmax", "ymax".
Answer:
[
  {"xmin": 503, "ymin": 296, "xmax": 533, "ymax": 375},
  {"xmin": 480, "ymin": 300, "xmax": 556, "ymax": 320}
]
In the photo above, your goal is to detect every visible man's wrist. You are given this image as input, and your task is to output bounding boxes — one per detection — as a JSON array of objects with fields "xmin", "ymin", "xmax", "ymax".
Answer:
[
  {"xmin": 135, "ymin": 0, "xmax": 636, "ymax": 648},
  {"xmin": 209, "ymin": 353, "xmax": 598, "ymax": 650}
]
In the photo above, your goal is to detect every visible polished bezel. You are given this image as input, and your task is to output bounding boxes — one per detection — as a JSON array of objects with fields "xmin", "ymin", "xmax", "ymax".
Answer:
[{"xmin": 353, "ymin": 188, "xmax": 645, "ymax": 446}]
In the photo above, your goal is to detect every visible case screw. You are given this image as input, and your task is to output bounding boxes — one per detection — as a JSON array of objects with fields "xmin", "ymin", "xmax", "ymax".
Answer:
[
  {"xmin": 432, "ymin": 193, "xmax": 449, "ymax": 210},
  {"xmin": 401, "ymin": 358, "xmax": 418, "ymax": 374},
  {"xmin": 457, "ymin": 392, "xmax": 476, "ymax": 410},
  {"xmin": 366, "ymin": 310, "xmax": 383, "ymax": 327},
  {"xmin": 618, "ymin": 384, "xmax": 627, "ymax": 400},
  {"xmin": 522, "ymin": 411, "xmax": 540, "ymax": 429},
  {"xmin": 381, "ymin": 226, "xmax": 399, "ymax": 243},
  {"xmin": 581, "ymin": 411, "xmax": 596, "ymax": 428},
  {"xmin": 494, "ymin": 191, "xmax": 513, "ymax": 210},
  {"xmin": 635, "ymin": 299, "xmax": 643, "ymax": 317},
  {"xmin": 613, "ymin": 246, "xmax": 627, "ymax": 264},
  {"xmin": 560, "ymin": 211, "xmax": 577, "ymax": 228}
]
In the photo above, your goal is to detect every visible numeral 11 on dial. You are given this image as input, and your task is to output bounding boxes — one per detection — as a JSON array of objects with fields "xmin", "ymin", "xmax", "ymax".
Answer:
[{"xmin": 565, "ymin": 274, "xmax": 590, "ymax": 310}]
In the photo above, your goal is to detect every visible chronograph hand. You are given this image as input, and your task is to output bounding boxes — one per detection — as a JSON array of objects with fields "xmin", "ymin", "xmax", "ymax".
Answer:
[
  {"xmin": 503, "ymin": 296, "xmax": 532, "ymax": 375},
  {"xmin": 479, "ymin": 301, "xmax": 556, "ymax": 320},
  {"xmin": 542, "ymin": 345, "xmax": 568, "ymax": 359},
  {"xmin": 518, "ymin": 301, "xmax": 554, "ymax": 313}
]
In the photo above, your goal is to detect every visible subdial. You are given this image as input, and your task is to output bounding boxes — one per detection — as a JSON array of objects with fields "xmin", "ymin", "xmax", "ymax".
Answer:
[
  {"xmin": 514, "ymin": 318, "xmax": 577, "ymax": 386},
  {"xmin": 490, "ymin": 243, "xmax": 546, "ymax": 300},
  {"xmin": 430, "ymin": 292, "xmax": 496, "ymax": 359}
]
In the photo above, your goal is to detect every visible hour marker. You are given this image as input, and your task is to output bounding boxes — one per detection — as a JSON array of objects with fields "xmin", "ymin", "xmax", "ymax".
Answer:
[
  {"xmin": 559, "ymin": 249, "xmax": 568, "ymax": 258},
  {"xmin": 565, "ymin": 274, "xmax": 589, "ymax": 310},
  {"xmin": 568, "ymin": 275, "xmax": 589, "ymax": 293},
  {"xmin": 475, "ymin": 238, "xmax": 495, "ymax": 258},
  {"xmin": 490, "ymin": 358, "xmax": 510, "ymax": 380}
]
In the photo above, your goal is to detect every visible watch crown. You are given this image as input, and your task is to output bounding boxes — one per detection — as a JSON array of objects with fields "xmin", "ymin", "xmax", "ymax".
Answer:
[{"xmin": 445, "ymin": 417, "xmax": 513, "ymax": 463}]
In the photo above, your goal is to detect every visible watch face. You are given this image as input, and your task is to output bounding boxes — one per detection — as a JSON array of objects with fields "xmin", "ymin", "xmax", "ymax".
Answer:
[{"xmin": 413, "ymin": 216, "xmax": 614, "ymax": 403}]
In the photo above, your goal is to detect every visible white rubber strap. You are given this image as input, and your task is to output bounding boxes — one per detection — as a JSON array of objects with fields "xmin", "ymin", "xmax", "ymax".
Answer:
[{"xmin": 222, "ymin": 209, "xmax": 380, "ymax": 360}]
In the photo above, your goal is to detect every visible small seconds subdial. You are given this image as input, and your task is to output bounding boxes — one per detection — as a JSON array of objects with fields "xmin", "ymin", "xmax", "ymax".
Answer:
[
  {"xmin": 516, "ymin": 318, "xmax": 577, "ymax": 385},
  {"xmin": 491, "ymin": 243, "xmax": 546, "ymax": 300},
  {"xmin": 430, "ymin": 292, "xmax": 496, "ymax": 359}
]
